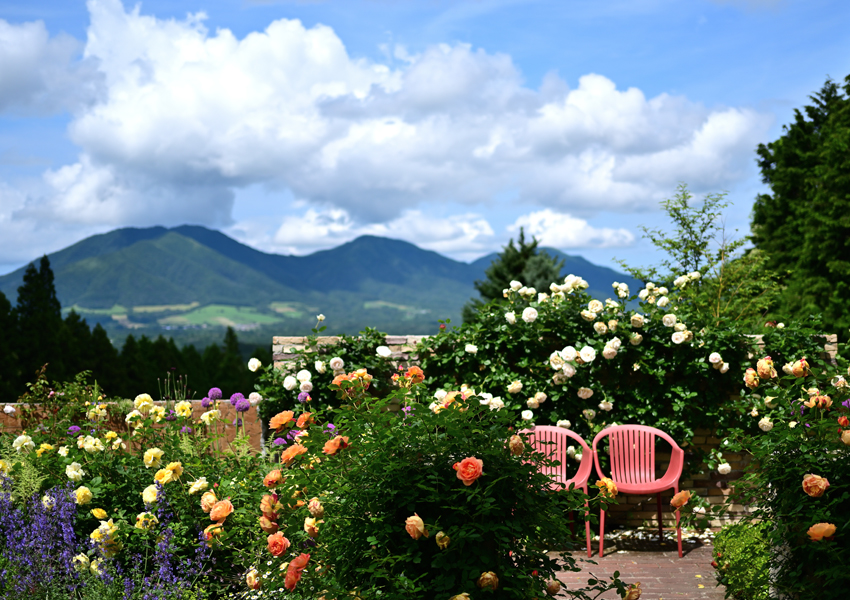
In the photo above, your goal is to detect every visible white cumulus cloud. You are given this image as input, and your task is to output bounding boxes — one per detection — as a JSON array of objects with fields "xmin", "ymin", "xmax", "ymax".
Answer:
[{"xmin": 509, "ymin": 209, "xmax": 634, "ymax": 249}]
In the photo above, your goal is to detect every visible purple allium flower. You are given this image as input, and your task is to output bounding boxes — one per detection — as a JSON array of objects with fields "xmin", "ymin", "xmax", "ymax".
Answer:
[
  {"xmin": 67, "ymin": 425, "xmax": 81, "ymax": 436},
  {"xmin": 324, "ymin": 423, "xmax": 337, "ymax": 436},
  {"xmin": 235, "ymin": 398, "xmax": 251, "ymax": 413},
  {"xmin": 236, "ymin": 418, "xmax": 243, "ymax": 426},
  {"xmin": 230, "ymin": 392, "xmax": 245, "ymax": 407},
  {"xmin": 201, "ymin": 397, "xmax": 213, "ymax": 408},
  {"xmin": 180, "ymin": 426, "xmax": 193, "ymax": 434},
  {"xmin": 273, "ymin": 437, "xmax": 286, "ymax": 446},
  {"xmin": 297, "ymin": 392, "xmax": 311, "ymax": 403},
  {"xmin": 165, "ymin": 410, "xmax": 177, "ymax": 421},
  {"xmin": 208, "ymin": 387, "xmax": 222, "ymax": 400}
]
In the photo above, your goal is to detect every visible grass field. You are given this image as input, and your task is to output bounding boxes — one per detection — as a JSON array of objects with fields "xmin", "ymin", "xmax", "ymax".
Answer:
[{"xmin": 158, "ymin": 304, "xmax": 284, "ymax": 327}]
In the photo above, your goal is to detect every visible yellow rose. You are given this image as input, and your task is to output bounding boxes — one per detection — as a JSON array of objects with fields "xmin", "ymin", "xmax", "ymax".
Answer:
[
  {"xmin": 104, "ymin": 431, "xmax": 118, "ymax": 440},
  {"xmin": 596, "ymin": 477, "xmax": 618, "ymax": 498},
  {"xmin": 154, "ymin": 469, "xmax": 175, "ymax": 485},
  {"xmin": 75, "ymin": 486, "xmax": 93, "ymax": 505},
  {"xmin": 165, "ymin": 461, "xmax": 183, "ymax": 478},
  {"xmin": 477, "ymin": 572, "xmax": 499, "ymax": 591},
  {"xmin": 91, "ymin": 508, "xmax": 108, "ymax": 519},
  {"xmin": 149, "ymin": 405, "xmax": 166, "ymax": 423},
  {"xmin": 175, "ymin": 401, "xmax": 193, "ymax": 418},
  {"xmin": 142, "ymin": 484, "xmax": 159, "ymax": 504},
  {"xmin": 134, "ymin": 393, "xmax": 154, "ymax": 414},
  {"xmin": 135, "ymin": 511, "xmax": 159, "ymax": 530},
  {"xmin": 73, "ymin": 554, "xmax": 90, "ymax": 572},
  {"xmin": 143, "ymin": 448, "xmax": 164, "ymax": 469},
  {"xmin": 435, "ymin": 531, "xmax": 450, "ymax": 550}
]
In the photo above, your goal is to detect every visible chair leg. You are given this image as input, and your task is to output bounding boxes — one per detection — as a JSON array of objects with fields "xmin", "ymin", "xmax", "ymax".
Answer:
[
  {"xmin": 676, "ymin": 508, "xmax": 683, "ymax": 558},
  {"xmin": 584, "ymin": 500, "xmax": 592, "ymax": 558},
  {"xmin": 598, "ymin": 508, "xmax": 606, "ymax": 558},
  {"xmin": 657, "ymin": 493, "xmax": 663, "ymax": 544}
]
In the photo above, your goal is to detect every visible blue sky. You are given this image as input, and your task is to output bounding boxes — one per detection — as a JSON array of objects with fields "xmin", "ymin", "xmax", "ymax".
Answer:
[{"xmin": 1, "ymin": 0, "xmax": 848, "ymax": 275}]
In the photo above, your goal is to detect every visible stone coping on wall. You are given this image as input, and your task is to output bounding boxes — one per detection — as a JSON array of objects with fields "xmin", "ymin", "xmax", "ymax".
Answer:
[{"xmin": 272, "ymin": 335, "xmax": 429, "ymax": 368}]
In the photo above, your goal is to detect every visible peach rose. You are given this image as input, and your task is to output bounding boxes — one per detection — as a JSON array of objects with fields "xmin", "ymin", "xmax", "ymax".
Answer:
[
  {"xmin": 269, "ymin": 410, "xmax": 294, "ymax": 430},
  {"xmin": 308, "ymin": 497, "xmax": 324, "ymax": 518},
  {"xmin": 477, "ymin": 571, "xmax": 499, "ymax": 591},
  {"xmin": 435, "ymin": 531, "xmax": 450, "ymax": 550},
  {"xmin": 756, "ymin": 356, "xmax": 777, "ymax": 379},
  {"xmin": 263, "ymin": 469, "xmax": 283, "ymax": 488},
  {"xmin": 842, "ymin": 430, "xmax": 850, "ymax": 445},
  {"xmin": 209, "ymin": 498, "xmax": 234, "ymax": 522},
  {"xmin": 807, "ymin": 522, "xmax": 836, "ymax": 541},
  {"xmin": 203, "ymin": 522, "xmax": 223, "ymax": 546},
  {"xmin": 304, "ymin": 516, "xmax": 320, "ymax": 538},
  {"xmin": 671, "ymin": 490, "xmax": 691, "ymax": 509},
  {"xmin": 838, "ymin": 416, "xmax": 850, "ymax": 428},
  {"xmin": 260, "ymin": 494, "xmax": 282, "ymax": 519},
  {"xmin": 791, "ymin": 358, "xmax": 810, "ymax": 377},
  {"xmin": 200, "ymin": 490, "xmax": 217, "ymax": 513},
  {"xmin": 259, "ymin": 515, "xmax": 279, "ymax": 534},
  {"xmin": 453, "ymin": 457, "xmax": 484, "ymax": 486},
  {"xmin": 546, "ymin": 580, "xmax": 562, "ymax": 595},
  {"xmin": 280, "ymin": 443, "xmax": 308, "ymax": 465},
  {"xmin": 405, "ymin": 513, "xmax": 429, "ymax": 540},
  {"xmin": 743, "ymin": 368, "xmax": 760, "ymax": 390},
  {"xmin": 296, "ymin": 412, "xmax": 313, "ymax": 429},
  {"xmin": 322, "ymin": 436, "xmax": 350, "ymax": 456},
  {"xmin": 284, "ymin": 553, "xmax": 310, "ymax": 591},
  {"xmin": 804, "ymin": 395, "xmax": 832, "ymax": 409},
  {"xmin": 624, "ymin": 582, "xmax": 642, "ymax": 600},
  {"xmin": 802, "ymin": 474, "xmax": 830, "ymax": 498},
  {"xmin": 267, "ymin": 532, "xmax": 290, "ymax": 556},
  {"xmin": 596, "ymin": 477, "xmax": 618, "ymax": 498},
  {"xmin": 508, "ymin": 435, "xmax": 524, "ymax": 457},
  {"xmin": 246, "ymin": 568, "xmax": 261, "ymax": 590}
]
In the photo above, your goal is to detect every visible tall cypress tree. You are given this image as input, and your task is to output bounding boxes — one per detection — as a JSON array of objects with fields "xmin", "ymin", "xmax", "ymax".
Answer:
[
  {"xmin": 0, "ymin": 291, "xmax": 19, "ymax": 399},
  {"xmin": 14, "ymin": 256, "xmax": 65, "ymax": 385}
]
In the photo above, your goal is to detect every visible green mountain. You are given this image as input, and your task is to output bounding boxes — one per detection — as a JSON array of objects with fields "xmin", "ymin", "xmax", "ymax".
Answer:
[{"xmin": 0, "ymin": 226, "xmax": 640, "ymax": 343}]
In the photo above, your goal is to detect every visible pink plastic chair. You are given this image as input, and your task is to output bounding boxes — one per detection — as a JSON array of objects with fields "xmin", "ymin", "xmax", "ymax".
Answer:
[
  {"xmin": 520, "ymin": 425, "xmax": 593, "ymax": 557},
  {"xmin": 591, "ymin": 425, "xmax": 685, "ymax": 558}
]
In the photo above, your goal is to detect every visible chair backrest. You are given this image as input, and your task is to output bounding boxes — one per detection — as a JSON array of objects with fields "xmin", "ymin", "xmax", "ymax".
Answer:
[
  {"xmin": 591, "ymin": 424, "xmax": 683, "ymax": 485},
  {"xmin": 519, "ymin": 426, "xmax": 593, "ymax": 489}
]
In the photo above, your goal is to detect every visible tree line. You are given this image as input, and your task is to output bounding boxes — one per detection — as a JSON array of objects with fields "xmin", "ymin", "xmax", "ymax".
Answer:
[{"xmin": 0, "ymin": 256, "xmax": 270, "ymax": 401}]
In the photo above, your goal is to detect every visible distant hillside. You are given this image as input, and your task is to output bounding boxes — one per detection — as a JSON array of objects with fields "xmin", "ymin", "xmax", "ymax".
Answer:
[{"xmin": 0, "ymin": 226, "xmax": 640, "ymax": 340}]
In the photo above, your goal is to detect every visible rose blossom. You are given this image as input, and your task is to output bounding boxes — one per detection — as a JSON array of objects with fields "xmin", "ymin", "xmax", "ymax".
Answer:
[
  {"xmin": 577, "ymin": 387, "xmax": 594, "ymax": 400},
  {"xmin": 329, "ymin": 356, "xmax": 345, "ymax": 371},
  {"xmin": 758, "ymin": 417, "xmax": 773, "ymax": 432},
  {"xmin": 477, "ymin": 572, "xmax": 499, "ymax": 591},
  {"xmin": 284, "ymin": 554, "xmax": 310, "ymax": 591},
  {"xmin": 662, "ymin": 314, "xmax": 677, "ymax": 327},
  {"xmin": 521, "ymin": 409, "xmax": 534, "ymax": 420},
  {"xmin": 807, "ymin": 522, "xmax": 836, "ymax": 541},
  {"xmin": 579, "ymin": 346, "xmax": 597, "ymax": 363},
  {"xmin": 802, "ymin": 474, "xmax": 830, "ymax": 498},
  {"xmin": 508, "ymin": 434, "xmax": 524, "ymax": 456},
  {"xmin": 200, "ymin": 490, "xmax": 217, "ymax": 513},
  {"xmin": 465, "ymin": 344, "xmax": 478, "ymax": 354},
  {"xmin": 522, "ymin": 307, "xmax": 538, "ymax": 323},
  {"xmin": 670, "ymin": 490, "xmax": 691, "ymax": 508},
  {"xmin": 717, "ymin": 463, "xmax": 732, "ymax": 475},
  {"xmin": 283, "ymin": 376, "xmax": 297, "ymax": 391},
  {"xmin": 405, "ymin": 514, "xmax": 428, "ymax": 539},
  {"xmin": 209, "ymin": 498, "xmax": 234, "ymax": 522},
  {"xmin": 556, "ymin": 419, "xmax": 571, "ymax": 429},
  {"xmin": 453, "ymin": 457, "xmax": 484, "ymax": 486},
  {"xmin": 507, "ymin": 380, "xmax": 523, "ymax": 394},
  {"xmin": 504, "ymin": 311, "xmax": 516, "ymax": 324}
]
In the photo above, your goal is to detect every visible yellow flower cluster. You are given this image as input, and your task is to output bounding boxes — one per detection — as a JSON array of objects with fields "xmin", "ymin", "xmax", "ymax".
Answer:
[{"xmin": 90, "ymin": 518, "xmax": 122, "ymax": 558}]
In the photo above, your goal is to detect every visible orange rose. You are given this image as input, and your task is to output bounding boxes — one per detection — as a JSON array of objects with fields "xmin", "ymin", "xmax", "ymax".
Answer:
[
  {"xmin": 304, "ymin": 516, "xmax": 320, "ymax": 538},
  {"xmin": 743, "ymin": 368, "xmax": 760, "ymax": 390},
  {"xmin": 624, "ymin": 582, "xmax": 642, "ymax": 600},
  {"xmin": 260, "ymin": 494, "xmax": 282, "ymax": 519},
  {"xmin": 802, "ymin": 474, "xmax": 830, "ymax": 498},
  {"xmin": 269, "ymin": 411, "xmax": 294, "ymax": 430},
  {"xmin": 807, "ymin": 522, "xmax": 836, "ymax": 541},
  {"xmin": 296, "ymin": 412, "xmax": 313, "ymax": 429},
  {"xmin": 246, "ymin": 568, "xmax": 261, "ymax": 590},
  {"xmin": 453, "ymin": 456, "xmax": 484, "ymax": 486},
  {"xmin": 280, "ymin": 443, "xmax": 308, "ymax": 465},
  {"xmin": 284, "ymin": 553, "xmax": 310, "ymax": 591},
  {"xmin": 477, "ymin": 571, "xmax": 499, "ymax": 591},
  {"xmin": 671, "ymin": 490, "xmax": 691, "ymax": 509},
  {"xmin": 508, "ymin": 435, "xmax": 524, "ymax": 456},
  {"xmin": 203, "ymin": 522, "xmax": 223, "ymax": 546},
  {"xmin": 405, "ymin": 514, "xmax": 428, "ymax": 539},
  {"xmin": 596, "ymin": 477, "xmax": 618, "ymax": 498},
  {"xmin": 267, "ymin": 532, "xmax": 290, "ymax": 556},
  {"xmin": 209, "ymin": 498, "xmax": 234, "ymax": 522},
  {"xmin": 791, "ymin": 358, "xmax": 810, "ymax": 378},
  {"xmin": 406, "ymin": 366, "xmax": 425, "ymax": 384},
  {"xmin": 259, "ymin": 515, "xmax": 279, "ymax": 534},
  {"xmin": 804, "ymin": 395, "xmax": 832, "ymax": 409},
  {"xmin": 322, "ymin": 436, "xmax": 350, "ymax": 456},
  {"xmin": 756, "ymin": 356, "xmax": 777, "ymax": 379},
  {"xmin": 331, "ymin": 373, "xmax": 350, "ymax": 386},
  {"xmin": 838, "ymin": 416, "xmax": 850, "ymax": 428},
  {"xmin": 200, "ymin": 490, "xmax": 217, "ymax": 513},
  {"xmin": 263, "ymin": 469, "xmax": 283, "ymax": 488}
]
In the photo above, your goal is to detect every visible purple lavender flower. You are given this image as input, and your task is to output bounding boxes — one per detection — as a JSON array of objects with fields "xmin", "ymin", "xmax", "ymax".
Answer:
[
  {"xmin": 297, "ymin": 392, "xmax": 311, "ymax": 403},
  {"xmin": 67, "ymin": 425, "xmax": 81, "ymax": 436},
  {"xmin": 324, "ymin": 423, "xmax": 337, "ymax": 436},
  {"xmin": 165, "ymin": 409, "xmax": 177, "ymax": 421},
  {"xmin": 180, "ymin": 426, "xmax": 193, "ymax": 434},
  {"xmin": 229, "ymin": 392, "xmax": 245, "ymax": 407},
  {"xmin": 201, "ymin": 397, "xmax": 213, "ymax": 408},
  {"xmin": 208, "ymin": 387, "xmax": 222, "ymax": 400},
  {"xmin": 273, "ymin": 437, "xmax": 286, "ymax": 446},
  {"xmin": 235, "ymin": 398, "xmax": 251, "ymax": 413}
]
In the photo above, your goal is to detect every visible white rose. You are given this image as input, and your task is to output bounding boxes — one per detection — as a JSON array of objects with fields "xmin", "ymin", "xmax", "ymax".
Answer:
[
  {"xmin": 602, "ymin": 345, "xmax": 617, "ymax": 359},
  {"xmin": 671, "ymin": 332, "xmax": 686, "ymax": 344},
  {"xmin": 248, "ymin": 392, "xmax": 263, "ymax": 406},
  {"xmin": 510, "ymin": 280, "xmax": 523, "ymax": 291},
  {"xmin": 549, "ymin": 352, "xmax": 565, "ymax": 370},
  {"xmin": 717, "ymin": 463, "xmax": 732, "ymax": 475},
  {"xmin": 534, "ymin": 392, "xmax": 547, "ymax": 403},
  {"xmin": 188, "ymin": 477, "xmax": 209, "ymax": 494},
  {"xmin": 657, "ymin": 287, "xmax": 669, "ymax": 296},
  {"xmin": 577, "ymin": 387, "xmax": 594, "ymax": 400},
  {"xmin": 566, "ymin": 445, "xmax": 576, "ymax": 457},
  {"xmin": 526, "ymin": 399, "xmax": 539, "ymax": 409},
  {"xmin": 580, "ymin": 310, "xmax": 596, "ymax": 322},
  {"xmin": 720, "ymin": 362, "xmax": 730, "ymax": 374},
  {"xmin": 58, "ymin": 446, "xmax": 69, "ymax": 457},
  {"xmin": 300, "ymin": 381, "xmax": 313, "ymax": 393},
  {"xmin": 588, "ymin": 300, "xmax": 603, "ymax": 313},
  {"xmin": 776, "ymin": 322, "xmax": 785, "ymax": 329},
  {"xmin": 296, "ymin": 369, "xmax": 312, "ymax": 383},
  {"xmin": 593, "ymin": 322, "xmax": 608, "ymax": 335},
  {"xmin": 552, "ymin": 372, "xmax": 568, "ymax": 384},
  {"xmin": 758, "ymin": 417, "xmax": 773, "ymax": 432},
  {"xmin": 764, "ymin": 396, "xmax": 778, "ymax": 409},
  {"xmin": 3, "ymin": 405, "xmax": 15, "ymax": 415},
  {"xmin": 376, "ymin": 346, "xmax": 392, "ymax": 358},
  {"xmin": 674, "ymin": 322, "xmax": 687, "ymax": 332},
  {"xmin": 579, "ymin": 346, "xmax": 596, "ymax": 363},
  {"xmin": 562, "ymin": 363, "xmax": 576, "ymax": 378},
  {"xmin": 488, "ymin": 397, "xmax": 505, "ymax": 411},
  {"xmin": 688, "ymin": 271, "xmax": 701, "ymax": 280},
  {"xmin": 657, "ymin": 296, "xmax": 669, "ymax": 308},
  {"xmin": 538, "ymin": 293, "xmax": 549, "ymax": 303},
  {"xmin": 605, "ymin": 299, "xmax": 620, "ymax": 310},
  {"xmin": 329, "ymin": 357, "xmax": 345, "ymax": 371},
  {"xmin": 434, "ymin": 389, "xmax": 448, "ymax": 400},
  {"xmin": 66, "ymin": 462, "xmax": 85, "ymax": 482},
  {"xmin": 247, "ymin": 358, "xmax": 262, "ymax": 372},
  {"xmin": 316, "ymin": 314, "xmax": 326, "ymax": 321},
  {"xmin": 521, "ymin": 410, "xmax": 534, "ymax": 421},
  {"xmin": 478, "ymin": 392, "xmax": 493, "ymax": 405},
  {"xmin": 507, "ymin": 380, "xmax": 523, "ymax": 394},
  {"xmin": 638, "ymin": 289, "xmax": 649, "ymax": 300},
  {"xmin": 315, "ymin": 361, "xmax": 327, "ymax": 374},
  {"xmin": 465, "ymin": 344, "xmax": 478, "ymax": 354},
  {"xmin": 598, "ymin": 400, "xmax": 613, "ymax": 412},
  {"xmin": 504, "ymin": 311, "xmax": 516, "ymax": 324},
  {"xmin": 662, "ymin": 314, "xmax": 677, "ymax": 327},
  {"xmin": 283, "ymin": 376, "xmax": 297, "ymax": 391},
  {"xmin": 562, "ymin": 346, "xmax": 578, "ymax": 361},
  {"xmin": 12, "ymin": 434, "xmax": 34, "ymax": 453},
  {"xmin": 522, "ymin": 307, "xmax": 538, "ymax": 323},
  {"xmin": 556, "ymin": 420, "xmax": 571, "ymax": 429},
  {"xmin": 582, "ymin": 409, "xmax": 596, "ymax": 421},
  {"xmin": 708, "ymin": 352, "xmax": 722, "ymax": 364},
  {"xmin": 630, "ymin": 314, "xmax": 645, "ymax": 328},
  {"xmin": 608, "ymin": 336, "xmax": 622, "ymax": 350}
]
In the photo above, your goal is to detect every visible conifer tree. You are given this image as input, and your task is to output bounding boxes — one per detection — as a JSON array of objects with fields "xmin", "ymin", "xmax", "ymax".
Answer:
[{"xmin": 14, "ymin": 256, "xmax": 65, "ymax": 384}]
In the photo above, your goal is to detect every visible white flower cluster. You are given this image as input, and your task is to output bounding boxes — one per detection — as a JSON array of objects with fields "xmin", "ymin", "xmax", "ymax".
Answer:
[
  {"xmin": 612, "ymin": 281, "xmax": 630, "ymax": 299},
  {"xmin": 602, "ymin": 337, "xmax": 621, "ymax": 359},
  {"xmin": 637, "ymin": 282, "xmax": 669, "ymax": 304},
  {"xmin": 477, "ymin": 392, "xmax": 505, "ymax": 411},
  {"xmin": 708, "ymin": 351, "xmax": 730, "ymax": 374},
  {"xmin": 674, "ymin": 271, "xmax": 701, "ymax": 288},
  {"xmin": 526, "ymin": 391, "xmax": 547, "ymax": 409}
]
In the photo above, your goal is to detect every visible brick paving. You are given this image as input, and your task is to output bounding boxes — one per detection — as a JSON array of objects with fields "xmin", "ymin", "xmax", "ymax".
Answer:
[{"xmin": 554, "ymin": 530, "xmax": 726, "ymax": 599}]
